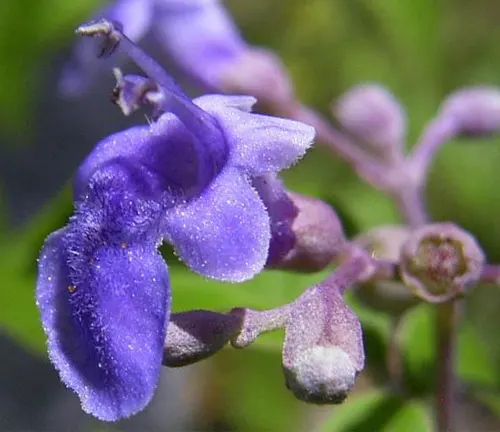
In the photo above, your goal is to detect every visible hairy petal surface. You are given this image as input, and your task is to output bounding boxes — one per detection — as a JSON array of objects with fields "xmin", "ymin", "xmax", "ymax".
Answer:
[
  {"xmin": 36, "ymin": 228, "xmax": 170, "ymax": 421},
  {"xmin": 74, "ymin": 113, "xmax": 224, "ymax": 205},
  {"xmin": 195, "ymin": 95, "xmax": 315, "ymax": 175},
  {"xmin": 154, "ymin": 0, "xmax": 245, "ymax": 89},
  {"xmin": 163, "ymin": 167, "xmax": 270, "ymax": 282},
  {"xmin": 252, "ymin": 174, "xmax": 297, "ymax": 266}
]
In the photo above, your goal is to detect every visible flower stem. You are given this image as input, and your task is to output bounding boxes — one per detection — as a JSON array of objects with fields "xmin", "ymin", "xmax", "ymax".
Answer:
[
  {"xmin": 408, "ymin": 116, "xmax": 459, "ymax": 185},
  {"xmin": 287, "ymin": 103, "xmax": 394, "ymax": 189},
  {"xmin": 286, "ymin": 102, "xmax": 431, "ymax": 226},
  {"xmin": 480, "ymin": 264, "xmax": 500, "ymax": 285},
  {"xmin": 386, "ymin": 315, "xmax": 405, "ymax": 392},
  {"xmin": 392, "ymin": 184, "xmax": 429, "ymax": 228},
  {"xmin": 435, "ymin": 300, "xmax": 460, "ymax": 432}
]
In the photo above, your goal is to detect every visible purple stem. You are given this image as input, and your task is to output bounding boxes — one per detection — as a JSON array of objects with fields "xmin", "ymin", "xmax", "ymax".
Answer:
[
  {"xmin": 409, "ymin": 115, "xmax": 459, "ymax": 186},
  {"xmin": 391, "ymin": 183, "xmax": 429, "ymax": 227},
  {"xmin": 230, "ymin": 304, "xmax": 293, "ymax": 348},
  {"xmin": 324, "ymin": 255, "xmax": 373, "ymax": 296},
  {"xmin": 286, "ymin": 102, "xmax": 431, "ymax": 226},
  {"xmin": 435, "ymin": 301, "xmax": 460, "ymax": 432},
  {"xmin": 386, "ymin": 315, "xmax": 405, "ymax": 392},
  {"xmin": 231, "ymin": 255, "xmax": 376, "ymax": 349},
  {"xmin": 480, "ymin": 264, "xmax": 500, "ymax": 285},
  {"xmin": 287, "ymin": 103, "xmax": 395, "ymax": 190}
]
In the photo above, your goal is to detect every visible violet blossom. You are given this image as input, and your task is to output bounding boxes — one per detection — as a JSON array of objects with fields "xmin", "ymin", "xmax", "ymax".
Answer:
[
  {"xmin": 60, "ymin": 0, "xmax": 247, "ymax": 96},
  {"xmin": 37, "ymin": 19, "xmax": 314, "ymax": 421}
]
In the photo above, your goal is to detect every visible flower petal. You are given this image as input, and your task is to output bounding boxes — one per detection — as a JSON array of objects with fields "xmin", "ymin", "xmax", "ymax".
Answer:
[
  {"xmin": 36, "ymin": 228, "xmax": 170, "ymax": 421},
  {"xmin": 163, "ymin": 167, "xmax": 270, "ymax": 282},
  {"xmin": 252, "ymin": 174, "xmax": 297, "ymax": 266},
  {"xmin": 195, "ymin": 95, "xmax": 315, "ymax": 175},
  {"xmin": 153, "ymin": 0, "xmax": 245, "ymax": 89},
  {"xmin": 74, "ymin": 113, "xmax": 224, "ymax": 205},
  {"xmin": 59, "ymin": 0, "xmax": 154, "ymax": 96}
]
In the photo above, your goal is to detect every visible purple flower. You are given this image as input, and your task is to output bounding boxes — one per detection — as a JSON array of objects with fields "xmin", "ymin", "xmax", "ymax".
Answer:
[
  {"xmin": 38, "ymin": 20, "xmax": 314, "ymax": 421},
  {"xmin": 282, "ymin": 261, "xmax": 365, "ymax": 404},
  {"xmin": 60, "ymin": 0, "xmax": 246, "ymax": 96}
]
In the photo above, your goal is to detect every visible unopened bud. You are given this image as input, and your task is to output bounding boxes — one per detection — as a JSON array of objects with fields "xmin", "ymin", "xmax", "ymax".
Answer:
[
  {"xmin": 268, "ymin": 192, "xmax": 346, "ymax": 272},
  {"xmin": 283, "ymin": 273, "xmax": 364, "ymax": 404},
  {"xmin": 334, "ymin": 84, "xmax": 406, "ymax": 162},
  {"xmin": 353, "ymin": 226, "xmax": 419, "ymax": 315},
  {"xmin": 163, "ymin": 310, "xmax": 240, "ymax": 367},
  {"xmin": 400, "ymin": 223, "xmax": 485, "ymax": 303},
  {"xmin": 439, "ymin": 87, "xmax": 500, "ymax": 136},
  {"xmin": 219, "ymin": 47, "xmax": 294, "ymax": 110}
]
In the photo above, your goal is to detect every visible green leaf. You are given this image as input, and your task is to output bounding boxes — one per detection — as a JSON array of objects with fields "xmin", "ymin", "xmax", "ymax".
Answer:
[
  {"xmin": 399, "ymin": 301, "xmax": 500, "ymax": 396},
  {"xmin": 0, "ymin": 187, "xmax": 72, "ymax": 354},
  {"xmin": 0, "ymin": 0, "xmax": 101, "ymax": 131},
  {"xmin": 346, "ymin": 292, "xmax": 392, "ymax": 382},
  {"xmin": 399, "ymin": 304, "xmax": 436, "ymax": 395},
  {"xmin": 171, "ymin": 264, "xmax": 330, "ymax": 313},
  {"xmin": 457, "ymin": 321, "xmax": 500, "ymax": 388},
  {"xmin": 320, "ymin": 390, "xmax": 432, "ymax": 432},
  {"xmin": 219, "ymin": 349, "xmax": 308, "ymax": 432}
]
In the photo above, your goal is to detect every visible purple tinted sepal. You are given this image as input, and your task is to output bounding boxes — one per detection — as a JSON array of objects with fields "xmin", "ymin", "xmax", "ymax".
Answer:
[
  {"xmin": 268, "ymin": 193, "xmax": 345, "ymax": 272},
  {"xmin": 400, "ymin": 223, "xmax": 485, "ymax": 303}
]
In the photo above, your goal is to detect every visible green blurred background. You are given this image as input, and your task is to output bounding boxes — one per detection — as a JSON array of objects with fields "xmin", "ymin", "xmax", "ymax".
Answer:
[{"xmin": 1, "ymin": 0, "xmax": 500, "ymax": 430}]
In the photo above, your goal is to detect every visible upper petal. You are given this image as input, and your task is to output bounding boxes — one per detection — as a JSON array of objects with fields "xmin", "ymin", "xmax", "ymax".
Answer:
[
  {"xmin": 153, "ymin": 0, "xmax": 246, "ymax": 89},
  {"xmin": 36, "ymin": 228, "xmax": 170, "ymax": 421},
  {"xmin": 195, "ymin": 95, "xmax": 316, "ymax": 175},
  {"xmin": 74, "ymin": 113, "xmax": 223, "ymax": 206},
  {"xmin": 163, "ymin": 167, "xmax": 270, "ymax": 282}
]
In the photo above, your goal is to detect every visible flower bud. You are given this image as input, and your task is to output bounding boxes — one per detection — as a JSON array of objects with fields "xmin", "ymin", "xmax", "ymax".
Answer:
[
  {"xmin": 219, "ymin": 47, "xmax": 294, "ymax": 110},
  {"xmin": 334, "ymin": 84, "xmax": 406, "ymax": 162},
  {"xmin": 268, "ymin": 192, "xmax": 346, "ymax": 272},
  {"xmin": 438, "ymin": 87, "xmax": 500, "ymax": 136},
  {"xmin": 353, "ymin": 226, "xmax": 419, "ymax": 315},
  {"xmin": 400, "ymin": 223, "xmax": 485, "ymax": 303},
  {"xmin": 283, "ymin": 279, "xmax": 364, "ymax": 404},
  {"xmin": 163, "ymin": 310, "xmax": 240, "ymax": 367}
]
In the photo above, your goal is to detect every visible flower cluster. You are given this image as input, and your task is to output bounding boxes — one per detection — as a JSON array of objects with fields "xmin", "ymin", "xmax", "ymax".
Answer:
[
  {"xmin": 35, "ymin": 0, "xmax": 500, "ymax": 428},
  {"xmin": 59, "ymin": 0, "xmax": 292, "ymax": 111},
  {"xmin": 37, "ymin": 19, "xmax": 314, "ymax": 421}
]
